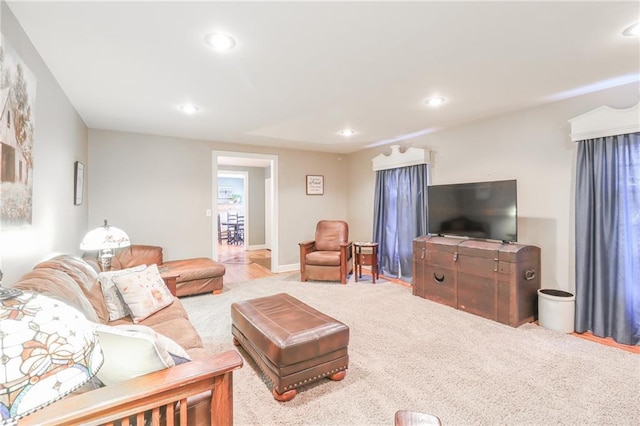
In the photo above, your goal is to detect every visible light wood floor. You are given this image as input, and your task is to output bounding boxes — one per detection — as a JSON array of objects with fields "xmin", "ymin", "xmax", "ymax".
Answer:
[
  {"xmin": 217, "ymin": 244, "xmax": 639, "ymax": 354},
  {"xmin": 217, "ymin": 243, "xmax": 276, "ymax": 284}
]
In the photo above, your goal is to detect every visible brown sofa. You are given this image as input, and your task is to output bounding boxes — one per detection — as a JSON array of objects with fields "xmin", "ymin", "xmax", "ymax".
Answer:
[
  {"xmin": 10, "ymin": 253, "xmax": 242, "ymax": 425},
  {"xmin": 85, "ymin": 244, "xmax": 226, "ymax": 297}
]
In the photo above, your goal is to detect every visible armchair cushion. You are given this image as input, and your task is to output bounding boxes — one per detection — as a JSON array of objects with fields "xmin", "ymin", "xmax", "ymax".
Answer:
[
  {"xmin": 306, "ymin": 251, "xmax": 342, "ymax": 266},
  {"xmin": 314, "ymin": 220, "xmax": 349, "ymax": 251}
]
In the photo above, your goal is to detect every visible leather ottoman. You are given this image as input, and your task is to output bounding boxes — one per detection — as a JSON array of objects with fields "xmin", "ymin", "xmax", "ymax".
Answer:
[{"xmin": 231, "ymin": 293, "xmax": 349, "ymax": 401}]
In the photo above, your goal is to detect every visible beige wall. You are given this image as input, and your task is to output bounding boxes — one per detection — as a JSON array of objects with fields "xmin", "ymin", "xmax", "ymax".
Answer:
[
  {"xmin": 88, "ymin": 129, "xmax": 348, "ymax": 269},
  {"xmin": 0, "ymin": 4, "xmax": 89, "ymax": 285},
  {"xmin": 346, "ymin": 83, "xmax": 638, "ymax": 293},
  {"xmin": 88, "ymin": 83, "xmax": 638, "ymax": 286},
  {"xmin": 275, "ymin": 149, "xmax": 348, "ymax": 269}
]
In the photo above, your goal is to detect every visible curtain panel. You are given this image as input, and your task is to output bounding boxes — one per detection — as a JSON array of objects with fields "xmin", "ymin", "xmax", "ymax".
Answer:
[
  {"xmin": 373, "ymin": 164, "xmax": 428, "ymax": 281},
  {"xmin": 575, "ymin": 132, "xmax": 640, "ymax": 345}
]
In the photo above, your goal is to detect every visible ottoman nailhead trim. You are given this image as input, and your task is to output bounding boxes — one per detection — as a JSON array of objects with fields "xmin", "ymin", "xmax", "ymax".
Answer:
[{"xmin": 283, "ymin": 366, "xmax": 348, "ymax": 391}]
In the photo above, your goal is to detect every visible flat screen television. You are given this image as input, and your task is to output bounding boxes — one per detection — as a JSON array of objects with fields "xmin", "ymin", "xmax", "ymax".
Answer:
[{"xmin": 427, "ymin": 179, "xmax": 517, "ymax": 242}]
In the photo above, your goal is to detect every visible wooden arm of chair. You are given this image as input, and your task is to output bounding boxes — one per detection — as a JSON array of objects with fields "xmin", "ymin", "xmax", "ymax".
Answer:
[
  {"xmin": 299, "ymin": 240, "xmax": 317, "ymax": 262},
  {"xmin": 20, "ymin": 350, "xmax": 243, "ymax": 426},
  {"xmin": 298, "ymin": 240, "xmax": 316, "ymax": 252},
  {"xmin": 299, "ymin": 241, "xmax": 316, "ymax": 282},
  {"xmin": 340, "ymin": 241, "xmax": 353, "ymax": 259},
  {"xmin": 339, "ymin": 242, "xmax": 354, "ymax": 284}
]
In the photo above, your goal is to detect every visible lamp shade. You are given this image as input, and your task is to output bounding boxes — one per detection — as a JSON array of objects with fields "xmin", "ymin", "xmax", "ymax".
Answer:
[
  {"xmin": 0, "ymin": 291, "xmax": 104, "ymax": 424},
  {"xmin": 80, "ymin": 221, "xmax": 131, "ymax": 251}
]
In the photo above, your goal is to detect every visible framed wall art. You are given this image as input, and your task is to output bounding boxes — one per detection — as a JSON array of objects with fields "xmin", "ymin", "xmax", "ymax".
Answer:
[
  {"xmin": 218, "ymin": 186, "xmax": 233, "ymax": 199},
  {"xmin": 0, "ymin": 35, "xmax": 37, "ymax": 229},
  {"xmin": 74, "ymin": 161, "xmax": 84, "ymax": 205},
  {"xmin": 306, "ymin": 175, "xmax": 324, "ymax": 195}
]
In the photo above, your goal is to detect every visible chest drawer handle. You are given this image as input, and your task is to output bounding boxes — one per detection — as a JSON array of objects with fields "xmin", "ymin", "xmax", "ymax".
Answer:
[
  {"xmin": 433, "ymin": 272, "xmax": 445, "ymax": 283},
  {"xmin": 525, "ymin": 269, "xmax": 536, "ymax": 280}
]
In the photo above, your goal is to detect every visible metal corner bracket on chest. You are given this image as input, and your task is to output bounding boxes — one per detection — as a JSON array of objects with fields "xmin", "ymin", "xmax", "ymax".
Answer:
[{"xmin": 412, "ymin": 235, "xmax": 541, "ymax": 327}]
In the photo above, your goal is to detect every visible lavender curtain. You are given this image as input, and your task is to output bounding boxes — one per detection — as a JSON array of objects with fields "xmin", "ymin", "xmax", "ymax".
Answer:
[
  {"xmin": 373, "ymin": 164, "xmax": 428, "ymax": 282},
  {"xmin": 575, "ymin": 132, "xmax": 640, "ymax": 345}
]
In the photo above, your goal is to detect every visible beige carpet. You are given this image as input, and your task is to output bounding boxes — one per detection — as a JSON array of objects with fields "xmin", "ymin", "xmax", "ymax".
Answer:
[
  {"xmin": 347, "ymin": 270, "xmax": 387, "ymax": 284},
  {"xmin": 180, "ymin": 274, "xmax": 640, "ymax": 426}
]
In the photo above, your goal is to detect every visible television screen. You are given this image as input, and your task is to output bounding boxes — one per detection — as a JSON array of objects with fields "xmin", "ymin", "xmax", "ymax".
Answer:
[{"xmin": 427, "ymin": 179, "xmax": 517, "ymax": 242}]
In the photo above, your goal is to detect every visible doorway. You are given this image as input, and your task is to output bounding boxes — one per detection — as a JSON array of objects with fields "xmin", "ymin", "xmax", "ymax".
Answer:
[
  {"xmin": 217, "ymin": 171, "xmax": 248, "ymax": 247},
  {"xmin": 212, "ymin": 151, "xmax": 279, "ymax": 273}
]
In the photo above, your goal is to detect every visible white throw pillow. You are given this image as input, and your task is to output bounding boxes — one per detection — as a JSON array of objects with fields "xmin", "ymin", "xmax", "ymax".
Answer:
[
  {"xmin": 115, "ymin": 324, "xmax": 191, "ymax": 362},
  {"xmin": 111, "ymin": 264, "xmax": 174, "ymax": 323},
  {"xmin": 97, "ymin": 265, "xmax": 147, "ymax": 321},
  {"xmin": 94, "ymin": 324, "xmax": 191, "ymax": 385}
]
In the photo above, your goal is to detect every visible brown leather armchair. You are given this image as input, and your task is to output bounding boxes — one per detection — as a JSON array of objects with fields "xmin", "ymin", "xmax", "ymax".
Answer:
[{"xmin": 299, "ymin": 220, "xmax": 353, "ymax": 284}]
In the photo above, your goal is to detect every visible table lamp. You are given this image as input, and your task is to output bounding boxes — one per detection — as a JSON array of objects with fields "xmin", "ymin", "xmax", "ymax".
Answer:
[
  {"xmin": 80, "ymin": 220, "xmax": 131, "ymax": 271},
  {"xmin": 0, "ymin": 290, "xmax": 104, "ymax": 424}
]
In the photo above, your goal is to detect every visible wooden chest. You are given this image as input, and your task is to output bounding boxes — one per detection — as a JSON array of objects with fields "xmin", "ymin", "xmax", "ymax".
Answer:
[{"xmin": 412, "ymin": 236, "xmax": 541, "ymax": 327}]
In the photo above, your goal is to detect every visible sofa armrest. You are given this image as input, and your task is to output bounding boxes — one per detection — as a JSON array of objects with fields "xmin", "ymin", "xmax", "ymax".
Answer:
[{"xmin": 20, "ymin": 350, "xmax": 243, "ymax": 426}]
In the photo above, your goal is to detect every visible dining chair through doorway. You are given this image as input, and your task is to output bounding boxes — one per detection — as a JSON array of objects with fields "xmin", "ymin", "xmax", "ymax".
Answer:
[
  {"xmin": 227, "ymin": 213, "xmax": 245, "ymax": 245},
  {"xmin": 217, "ymin": 214, "xmax": 228, "ymax": 243}
]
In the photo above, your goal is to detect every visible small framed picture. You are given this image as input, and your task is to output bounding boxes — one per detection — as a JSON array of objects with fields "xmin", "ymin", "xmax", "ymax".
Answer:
[
  {"xmin": 306, "ymin": 175, "xmax": 324, "ymax": 195},
  {"xmin": 218, "ymin": 186, "xmax": 233, "ymax": 199},
  {"xmin": 74, "ymin": 161, "xmax": 84, "ymax": 205}
]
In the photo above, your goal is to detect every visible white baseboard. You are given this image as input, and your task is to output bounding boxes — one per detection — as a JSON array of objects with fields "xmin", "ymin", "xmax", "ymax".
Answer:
[
  {"xmin": 277, "ymin": 263, "xmax": 300, "ymax": 273},
  {"xmin": 246, "ymin": 244, "xmax": 268, "ymax": 251}
]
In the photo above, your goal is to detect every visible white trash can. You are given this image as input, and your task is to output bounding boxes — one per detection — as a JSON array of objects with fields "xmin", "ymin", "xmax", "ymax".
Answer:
[{"xmin": 537, "ymin": 289, "xmax": 575, "ymax": 333}]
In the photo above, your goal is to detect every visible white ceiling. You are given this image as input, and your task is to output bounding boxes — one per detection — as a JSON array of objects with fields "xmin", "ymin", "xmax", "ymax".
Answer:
[{"xmin": 7, "ymin": 1, "xmax": 640, "ymax": 154}]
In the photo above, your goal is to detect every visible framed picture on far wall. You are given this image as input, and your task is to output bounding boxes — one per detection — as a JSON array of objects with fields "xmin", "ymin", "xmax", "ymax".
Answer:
[
  {"xmin": 74, "ymin": 161, "xmax": 84, "ymax": 205},
  {"xmin": 218, "ymin": 186, "xmax": 233, "ymax": 199},
  {"xmin": 306, "ymin": 175, "xmax": 324, "ymax": 195}
]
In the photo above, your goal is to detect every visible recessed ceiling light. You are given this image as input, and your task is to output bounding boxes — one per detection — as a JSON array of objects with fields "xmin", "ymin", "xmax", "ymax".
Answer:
[
  {"xmin": 622, "ymin": 22, "xmax": 639, "ymax": 36},
  {"xmin": 425, "ymin": 96, "xmax": 446, "ymax": 107},
  {"xmin": 179, "ymin": 104, "xmax": 200, "ymax": 114},
  {"xmin": 339, "ymin": 129, "xmax": 357, "ymax": 137},
  {"xmin": 204, "ymin": 32, "xmax": 237, "ymax": 51}
]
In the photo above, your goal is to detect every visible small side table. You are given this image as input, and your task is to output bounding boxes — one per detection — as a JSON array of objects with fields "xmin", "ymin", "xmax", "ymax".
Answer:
[
  {"xmin": 354, "ymin": 242, "xmax": 379, "ymax": 283},
  {"xmin": 159, "ymin": 269, "xmax": 180, "ymax": 297}
]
